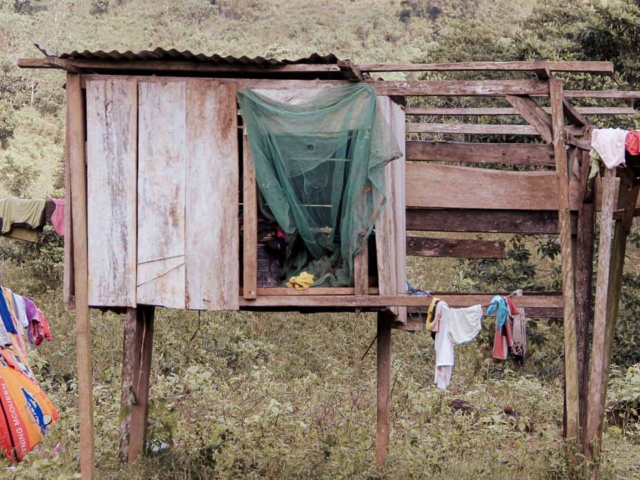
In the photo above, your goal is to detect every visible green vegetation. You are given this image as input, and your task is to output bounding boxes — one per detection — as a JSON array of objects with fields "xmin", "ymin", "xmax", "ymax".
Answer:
[{"xmin": 1, "ymin": 0, "xmax": 640, "ymax": 478}]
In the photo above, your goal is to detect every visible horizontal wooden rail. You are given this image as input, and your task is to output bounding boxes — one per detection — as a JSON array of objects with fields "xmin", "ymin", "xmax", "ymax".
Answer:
[
  {"xmin": 406, "ymin": 236, "xmax": 505, "ymax": 258},
  {"xmin": 405, "ymin": 163, "xmax": 585, "ymax": 211},
  {"xmin": 561, "ymin": 90, "xmax": 640, "ymax": 99},
  {"xmin": 373, "ymin": 80, "xmax": 550, "ymax": 97},
  {"xmin": 406, "ymin": 123, "xmax": 583, "ymax": 136},
  {"xmin": 406, "ymin": 208, "xmax": 577, "ymax": 235},
  {"xmin": 406, "ymin": 208, "xmax": 577, "ymax": 234},
  {"xmin": 358, "ymin": 61, "xmax": 613, "ymax": 73},
  {"xmin": 405, "ymin": 107, "xmax": 636, "ymax": 116},
  {"xmin": 406, "ymin": 141, "xmax": 555, "ymax": 165}
]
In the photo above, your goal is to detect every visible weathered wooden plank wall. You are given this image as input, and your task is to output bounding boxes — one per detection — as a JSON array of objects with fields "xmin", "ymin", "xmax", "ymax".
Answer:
[
  {"xmin": 86, "ymin": 78, "xmax": 138, "ymax": 307},
  {"xmin": 185, "ymin": 80, "xmax": 239, "ymax": 310},
  {"xmin": 137, "ymin": 81, "xmax": 187, "ymax": 309}
]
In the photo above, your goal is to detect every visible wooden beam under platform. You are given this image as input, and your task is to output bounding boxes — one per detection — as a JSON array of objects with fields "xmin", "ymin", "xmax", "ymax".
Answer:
[{"xmin": 238, "ymin": 292, "xmax": 562, "ymax": 309}]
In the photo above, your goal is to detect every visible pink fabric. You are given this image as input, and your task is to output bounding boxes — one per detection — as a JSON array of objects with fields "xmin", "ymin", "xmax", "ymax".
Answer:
[
  {"xmin": 51, "ymin": 199, "xmax": 65, "ymax": 236},
  {"xmin": 30, "ymin": 309, "xmax": 52, "ymax": 346}
]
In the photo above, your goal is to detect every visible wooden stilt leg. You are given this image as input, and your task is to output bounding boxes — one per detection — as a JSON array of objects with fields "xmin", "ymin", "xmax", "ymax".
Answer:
[
  {"xmin": 127, "ymin": 306, "xmax": 155, "ymax": 462},
  {"xmin": 586, "ymin": 171, "xmax": 639, "ymax": 470},
  {"xmin": 68, "ymin": 73, "xmax": 95, "ymax": 480},
  {"xmin": 575, "ymin": 147, "xmax": 597, "ymax": 444},
  {"xmin": 376, "ymin": 311, "xmax": 392, "ymax": 468},
  {"xmin": 119, "ymin": 308, "xmax": 143, "ymax": 462},
  {"xmin": 550, "ymin": 79, "xmax": 580, "ymax": 440}
]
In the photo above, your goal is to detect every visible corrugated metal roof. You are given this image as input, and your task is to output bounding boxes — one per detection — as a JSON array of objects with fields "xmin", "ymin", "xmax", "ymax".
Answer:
[{"xmin": 54, "ymin": 47, "xmax": 339, "ymax": 65}]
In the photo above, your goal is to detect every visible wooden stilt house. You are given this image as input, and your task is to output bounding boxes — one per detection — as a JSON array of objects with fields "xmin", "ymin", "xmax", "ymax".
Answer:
[{"xmin": 18, "ymin": 50, "xmax": 640, "ymax": 478}]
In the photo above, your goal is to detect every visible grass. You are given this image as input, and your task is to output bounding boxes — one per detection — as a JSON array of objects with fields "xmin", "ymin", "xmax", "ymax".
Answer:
[{"xmin": 1, "ymin": 259, "xmax": 639, "ymax": 479}]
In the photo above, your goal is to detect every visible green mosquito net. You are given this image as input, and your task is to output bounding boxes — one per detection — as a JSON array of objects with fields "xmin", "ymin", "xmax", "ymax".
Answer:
[{"xmin": 238, "ymin": 84, "xmax": 401, "ymax": 287}]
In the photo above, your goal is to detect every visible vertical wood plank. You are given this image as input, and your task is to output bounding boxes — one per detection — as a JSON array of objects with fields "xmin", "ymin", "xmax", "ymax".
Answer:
[
  {"xmin": 64, "ymin": 78, "xmax": 75, "ymax": 309},
  {"xmin": 586, "ymin": 173, "xmax": 639, "ymax": 465},
  {"xmin": 137, "ymin": 81, "xmax": 186, "ymax": 309},
  {"xmin": 550, "ymin": 79, "xmax": 580, "ymax": 440},
  {"xmin": 375, "ymin": 97, "xmax": 407, "ymax": 323},
  {"xmin": 376, "ymin": 310, "xmax": 392, "ymax": 468},
  {"xmin": 354, "ymin": 243, "xmax": 369, "ymax": 296},
  {"xmin": 67, "ymin": 73, "xmax": 95, "ymax": 479},
  {"xmin": 243, "ymin": 131, "xmax": 258, "ymax": 300},
  {"xmin": 127, "ymin": 306, "xmax": 155, "ymax": 462},
  {"xmin": 185, "ymin": 80, "xmax": 239, "ymax": 310},
  {"xmin": 119, "ymin": 308, "xmax": 142, "ymax": 462},
  {"xmin": 86, "ymin": 79, "xmax": 137, "ymax": 307}
]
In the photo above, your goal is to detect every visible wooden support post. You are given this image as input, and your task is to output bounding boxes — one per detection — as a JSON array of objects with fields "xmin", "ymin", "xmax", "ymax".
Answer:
[
  {"xmin": 586, "ymin": 171, "xmax": 639, "ymax": 467},
  {"xmin": 122, "ymin": 306, "xmax": 156, "ymax": 462},
  {"xmin": 119, "ymin": 308, "xmax": 142, "ymax": 461},
  {"xmin": 376, "ymin": 311, "xmax": 392, "ymax": 468},
  {"xmin": 575, "ymin": 149, "xmax": 596, "ymax": 442},
  {"xmin": 243, "ymin": 132, "xmax": 258, "ymax": 299},
  {"xmin": 550, "ymin": 79, "xmax": 580, "ymax": 441},
  {"xmin": 67, "ymin": 73, "xmax": 95, "ymax": 479}
]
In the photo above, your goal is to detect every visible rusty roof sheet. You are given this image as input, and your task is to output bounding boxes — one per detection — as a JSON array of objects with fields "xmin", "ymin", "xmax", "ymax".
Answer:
[{"xmin": 53, "ymin": 47, "xmax": 339, "ymax": 65}]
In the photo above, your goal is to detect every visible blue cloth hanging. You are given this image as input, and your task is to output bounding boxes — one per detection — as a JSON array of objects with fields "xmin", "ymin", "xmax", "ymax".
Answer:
[
  {"xmin": 486, "ymin": 295, "xmax": 508, "ymax": 328},
  {"xmin": 0, "ymin": 287, "xmax": 17, "ymax": 335}
]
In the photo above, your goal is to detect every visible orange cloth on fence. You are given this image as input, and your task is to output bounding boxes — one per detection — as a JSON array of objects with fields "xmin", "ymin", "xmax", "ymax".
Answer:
[{"xmin": 0, "ymin": 349, "xmax": 58, "ymax": 461}]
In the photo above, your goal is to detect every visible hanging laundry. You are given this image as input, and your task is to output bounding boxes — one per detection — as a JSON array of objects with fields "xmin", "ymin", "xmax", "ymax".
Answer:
[
  {"xmin": 285, "ymin": 271, "xmax": 315, "ymax": 290},
  {"xmin": 31, "ymin": 309, "xmax": 52, "ymax": 346},
  {"xmin": 2, "ymin": 288, "xmax": 28, "ymax": 359},
  {"xmin": 0, "ymin": 287, "xmax": 17, "ymax": 335},
  {"xmin": 406, "ymin": 281, "xmax": 429, "ymax": 297},
  {"xmin": 507, "ymin": 298, "xmax": 527, "ymax": 366},
  {"xmin": 487, "ymin": 295, "xmax": 508, "ymax": 327},
  {"xmin": 431, "ymin": 300, "xmax": 448, "ymax": 334},
  {"xmin": 434, "ymin": 304, "xmax": 453, "ymax": 390},
  {"xmin": 50, "ymin": 199, "xmax": 65, "ymax": 237},
  {"xmin": 0, "ymin": 197, "xmax": 46, "ymax": 243},
  {"xmin": 0, "ymin": 284, "xmax": 57, "ymax": 462},
  {"xmin": 493, "ymin": 324, "xmax": 508, "ymax": 360},
  {"xmin": 447, "ymin": 305, "xmax": 483, "ymax": 344},
  {"xmin": 0, "ymin": 314, "xmax": 11, "ymax": 347},
  {"xmin": 626, "ymin": 130, "xmax": 640, "ymax": 156},
  {"xmin": 426, "ymin": 297, "xmax": 440, "ymax": 331},
  {"xmin": 11, "ymin": 294, "xmax": 29, "ymax": 329},
  {"xmin": 22, "ymin": 296, "xmax": 38, "ymax": 345},
  {"xmin": 591, "ymin": 128, "xmax": 628, "ymax": 169},
  {"xmin": 0, "ymin": 349, "xmax": 59, "ymax": 461},
  {"xmin": 489, "ymin": 295, "xmax": 509, "ymax": 360}
]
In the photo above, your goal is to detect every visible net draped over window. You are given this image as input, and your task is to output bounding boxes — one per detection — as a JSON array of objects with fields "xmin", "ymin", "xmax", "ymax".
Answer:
[{"xmin": 238, "ymin": 84, "xmax": 401, "ymax": 287}]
